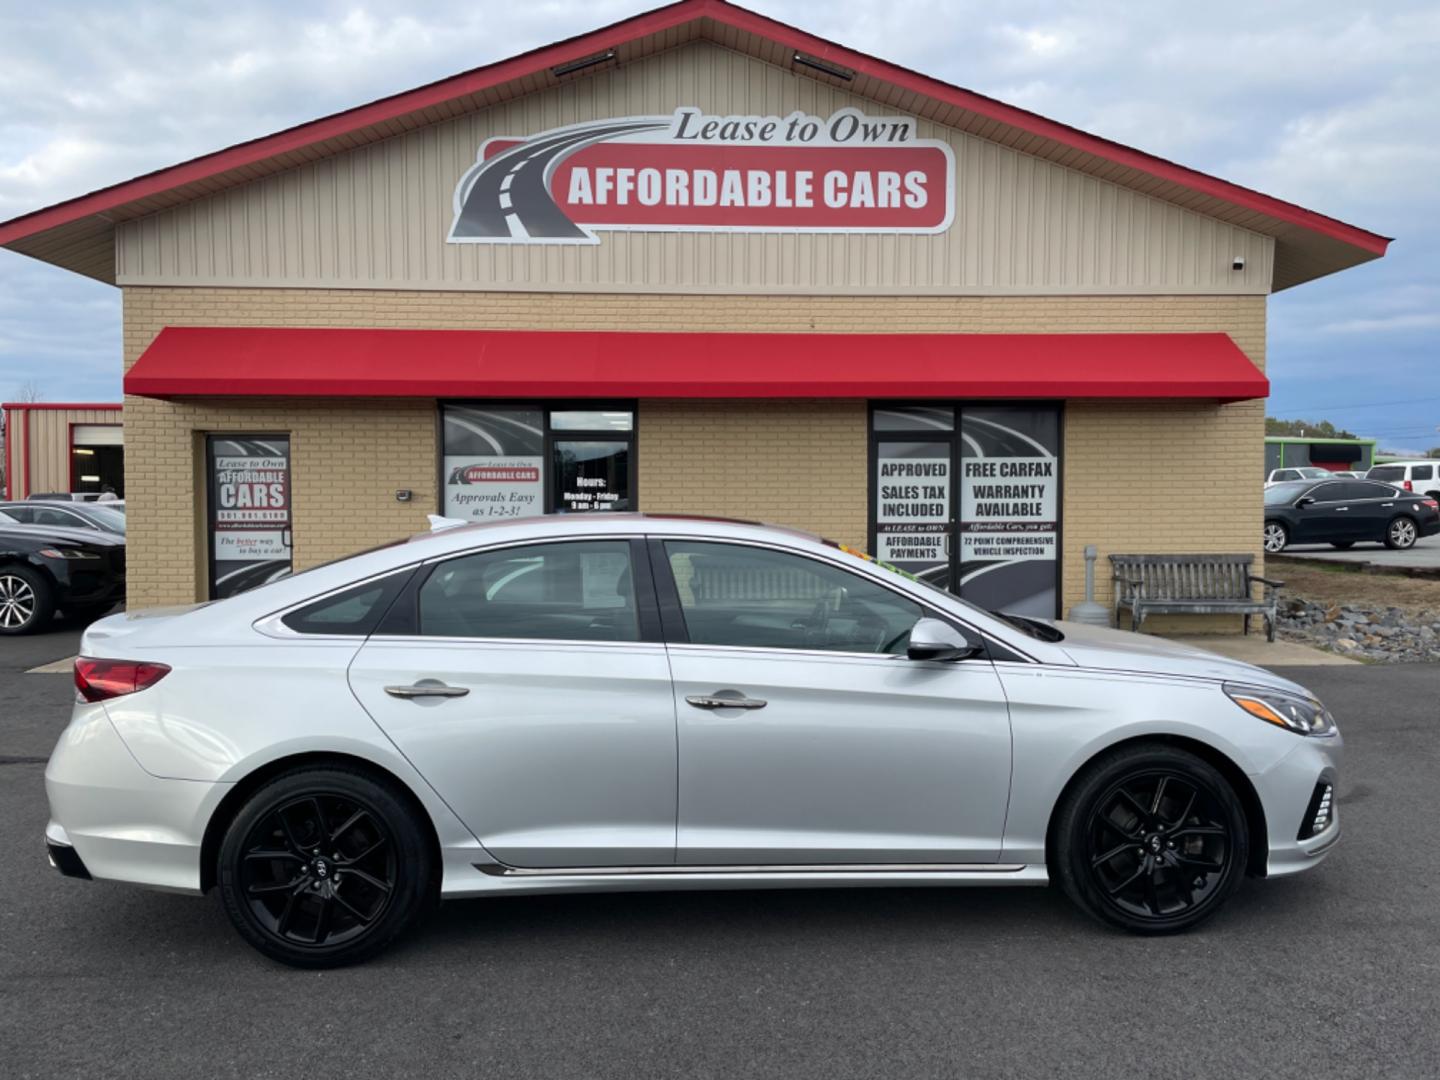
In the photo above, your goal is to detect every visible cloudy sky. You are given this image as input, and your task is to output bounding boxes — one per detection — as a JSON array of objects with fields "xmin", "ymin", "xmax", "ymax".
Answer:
[{"xmin": 1, "ymin": 0, "xmax": 1436, "ymax": 451}]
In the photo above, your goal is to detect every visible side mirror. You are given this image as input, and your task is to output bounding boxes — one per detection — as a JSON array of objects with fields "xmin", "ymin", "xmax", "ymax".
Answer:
[
  {"xmin": 906, "ymin": 618, "xmax": 982, "ymax": 662},
  {"xmin": 1297, "ymin": 496, "xmax": 1315, "ymax": 508}
]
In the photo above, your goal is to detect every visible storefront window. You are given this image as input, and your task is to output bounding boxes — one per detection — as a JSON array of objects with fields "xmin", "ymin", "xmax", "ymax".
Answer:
[
  {"xmin": 441, "ymin": 404, "xmax": 636, "ymax": 521},
  {"xmin": 206, "ymin": 435, "xmax": 293, "ymax": 599},
  {"xmin": 870, "ymin": 403, "xmax": 1061, "ymax": 617}
]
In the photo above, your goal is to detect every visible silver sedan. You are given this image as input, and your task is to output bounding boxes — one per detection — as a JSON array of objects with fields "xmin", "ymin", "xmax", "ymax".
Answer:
[{"xmin": 45, "ymin": 515, "xmax": 1341, "ymax": 967}]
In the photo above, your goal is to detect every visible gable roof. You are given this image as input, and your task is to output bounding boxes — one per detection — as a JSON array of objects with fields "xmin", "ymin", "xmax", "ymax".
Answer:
[{"xmin": 0, "ymin": 0, "xmax": 1389, "ymax": 290}]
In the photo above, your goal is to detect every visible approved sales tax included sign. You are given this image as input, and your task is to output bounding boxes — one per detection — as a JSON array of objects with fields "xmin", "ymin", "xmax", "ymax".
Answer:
[{"xmin": 448, "ymin": 107, "xmax": 955, "ymax": 244}]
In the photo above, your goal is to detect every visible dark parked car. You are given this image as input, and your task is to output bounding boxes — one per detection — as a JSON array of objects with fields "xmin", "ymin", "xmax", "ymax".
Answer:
[
  {"xmin": 0, "ymin": 500, "xmax": 126, "ymax": 536},
  {"xmin": 0, "ymin": 523, "xmax": 126, "ymax": 635},
  {"xmin": 1263, "ymin": 479, "xmax": 1440, "ymax": 553}
]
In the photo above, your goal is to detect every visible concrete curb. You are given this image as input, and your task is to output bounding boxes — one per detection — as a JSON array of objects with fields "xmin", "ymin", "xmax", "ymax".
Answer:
[{"xmin": 1271, "ymin": 554, "xmax": 1440, "ymax": 581}]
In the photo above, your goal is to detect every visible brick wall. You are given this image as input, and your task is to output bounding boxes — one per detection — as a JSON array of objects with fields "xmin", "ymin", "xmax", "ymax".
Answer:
[{"xmin": 123, "ymin": 287, "xmax": 1266, "ymax": 628}]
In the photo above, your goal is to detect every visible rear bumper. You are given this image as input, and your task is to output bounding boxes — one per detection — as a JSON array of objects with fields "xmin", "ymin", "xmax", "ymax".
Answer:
[
  {"xmin": 44, "ymin": 701, "xmax": 220, "ymax": 895},
  {"xmin": 45, "ymin": 823, "xmax": 92, "ymax": 880}
]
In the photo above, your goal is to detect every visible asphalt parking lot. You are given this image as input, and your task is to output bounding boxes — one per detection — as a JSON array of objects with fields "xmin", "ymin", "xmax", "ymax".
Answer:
[
  {"xmin": 2, "ymin": 633, "xmax": 1439, "ymax": 1079},
  {"xmin": 1281, "ymin": 533, "xmax": 1440, "ymax": 570}
]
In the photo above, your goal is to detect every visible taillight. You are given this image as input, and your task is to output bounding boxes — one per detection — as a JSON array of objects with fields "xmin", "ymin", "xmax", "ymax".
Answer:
[
  {"xmin": 1424, "ymin": 499, "xmax": 1439, "ymax": 510},
  {"xmin": 1403, "ymin": 480, "xmax": 1413, "ymax": 492},
  {"xmin": 74, "ymin": 658, "xmax": 171, "ymax": 702}
]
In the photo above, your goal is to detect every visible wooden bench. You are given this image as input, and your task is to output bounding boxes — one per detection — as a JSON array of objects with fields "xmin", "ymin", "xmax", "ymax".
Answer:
[{"xmin": 1109, "ymin": 554, "xmax": 1284, "ymax": 641}]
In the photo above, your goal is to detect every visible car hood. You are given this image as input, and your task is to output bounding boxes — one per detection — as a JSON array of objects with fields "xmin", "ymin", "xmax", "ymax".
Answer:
[{"xmin": 1041, "ymin": 619, "xmax": 1310, "ymax": 695}]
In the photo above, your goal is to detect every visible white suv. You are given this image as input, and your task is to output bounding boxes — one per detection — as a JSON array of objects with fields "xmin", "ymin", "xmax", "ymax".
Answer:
[
  {"xmin": 1266, "ymin": 466, "xmax": 1331, "ymax": 487},
  {"xmin": 1367, "ymin": 461, "xmax": 1440, "ymax": 500}
]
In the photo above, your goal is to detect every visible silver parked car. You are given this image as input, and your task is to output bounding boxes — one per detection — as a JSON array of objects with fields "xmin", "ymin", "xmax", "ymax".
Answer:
[{"xmin": 46, "ymin": 515, "xmax": 1341, "ymax": 967}]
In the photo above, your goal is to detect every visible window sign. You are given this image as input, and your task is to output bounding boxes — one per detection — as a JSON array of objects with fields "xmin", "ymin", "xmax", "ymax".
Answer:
[
  {"xmin": 958, "ymin": 406, "xmax": 1060, "ymax": 617},
  {"xmin": 555, "ymin": 440, "xmax": 631, "ymax": 512},
  {"xmin": 875, "ymin": 440, "xmax": 951, "ymax": 590},
  {"xmin": 870, "ymin": 404, "xmax": 1062, "ymax": 616},
  {"xmin": 442, "ymin": 407, "xmax": 546, "ymax": 522},
  {"xmin": 208, "ymin": 435, "xmax": 292, "ymax": 599}
]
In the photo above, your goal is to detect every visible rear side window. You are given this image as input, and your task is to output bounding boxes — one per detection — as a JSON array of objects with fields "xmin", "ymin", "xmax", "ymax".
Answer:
[
  {"xmin": 1369, "ymin": 466, "xmax": 1404, "ymax": 482},
  {"xmin": 1413, "ymin": 465, "xmax": 1434, "ymax": 481},
  {"xmin": 418, "ymin": 541, "xmax": 638, "ymax": 642},
  {"xmin": 282, "ymin": 572, "xmax": 411, "ymax": 636},
  {"xmin": 1273, "ymin": 470, "xmax": 1297, "ymax": 481}
]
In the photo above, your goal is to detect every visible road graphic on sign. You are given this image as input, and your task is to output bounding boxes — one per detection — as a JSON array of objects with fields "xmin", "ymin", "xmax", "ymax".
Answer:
[{"xmin": 449, "ymin": 120, "xmax": 668, "ymax": 241}]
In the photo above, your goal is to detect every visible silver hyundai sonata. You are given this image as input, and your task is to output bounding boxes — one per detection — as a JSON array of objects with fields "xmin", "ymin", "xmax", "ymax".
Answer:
[{"xmin": 45, "ymin": 515, "xmax": 1341, "ymax": 967}]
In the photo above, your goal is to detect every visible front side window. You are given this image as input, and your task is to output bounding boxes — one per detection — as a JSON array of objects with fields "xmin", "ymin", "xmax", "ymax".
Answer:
[
  {"xmin": 419, "ymin": 541, "xmax": 638, "ymax": 642},
  {"xmin": 1273, "ymin": 470, "xmax": 1297, "ymax": 481},
  {"xmin": 1306, "ymin": 483, "xmax": 1346, "ymax": 502},
  {"xmin": 665, "ymin": 541, "xmax": 922, "ymax": 655}
]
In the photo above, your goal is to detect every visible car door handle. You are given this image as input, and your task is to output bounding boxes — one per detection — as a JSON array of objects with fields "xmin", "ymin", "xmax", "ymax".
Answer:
[
  {"xmin": 385, "ymin": 682, "xmax": 470, "ymax": 699},
  {"xmin": 686, "ymin": 692, "xmax": 768, "ymax": 710}
]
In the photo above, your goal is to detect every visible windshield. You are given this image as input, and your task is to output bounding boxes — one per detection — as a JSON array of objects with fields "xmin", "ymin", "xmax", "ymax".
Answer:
[
  {"xmin": 1264, "ymin": 481, "xmax": 1313, "ymax": 505},
  {"xmin": 83, "ymin": 506, "xmax": 127, "ymax": 534}
]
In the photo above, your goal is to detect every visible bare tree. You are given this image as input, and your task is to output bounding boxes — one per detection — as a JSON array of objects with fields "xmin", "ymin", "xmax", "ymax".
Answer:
[{"xmin": 14, "ymin": 380, "xmax": 43, "ymax": 403}]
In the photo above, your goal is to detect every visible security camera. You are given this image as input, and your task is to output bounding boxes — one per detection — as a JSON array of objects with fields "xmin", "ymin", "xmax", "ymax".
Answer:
[{"xmin": 1232, "ymin": 256, "xmax": 1246, "ymax": 271}]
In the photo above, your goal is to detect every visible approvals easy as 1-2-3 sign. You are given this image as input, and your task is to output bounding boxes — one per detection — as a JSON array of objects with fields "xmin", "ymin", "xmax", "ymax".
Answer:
[{"xmin": 448, "ymin": 107, "xmax": 955, "ymax": 244}]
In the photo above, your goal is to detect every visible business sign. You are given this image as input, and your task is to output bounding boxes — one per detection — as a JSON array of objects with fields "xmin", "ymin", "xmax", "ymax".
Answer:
[
  {"xmin": 448, "ymin": 107, "xmax": 954, "ymax": 244},
  {"xmin": 875, "ymin": 445, "xmax": 951, "ymax": 588},
  {"xmin": 208, "ymin": 436, "xmax": 292, "ymax": 599},
  {"xmin": 957, "ymin": 408, "xmax": 1060, "ymax": 618},
  {"xmin": 442, "ymin": 407, "xmax": 546, "ymax": 522}
]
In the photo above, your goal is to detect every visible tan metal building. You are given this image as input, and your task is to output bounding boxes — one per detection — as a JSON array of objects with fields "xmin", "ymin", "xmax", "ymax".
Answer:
[
  {"xmin": 0, "ymin": 0, "xmax": 1389, "ymax": 624},
  {"xmin": 2, "ymin": 403, "xmax": 123, "ymax": 500}
]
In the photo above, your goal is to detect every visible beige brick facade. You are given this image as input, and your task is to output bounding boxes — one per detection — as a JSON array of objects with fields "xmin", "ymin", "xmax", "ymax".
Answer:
[{"xmin": 123, "ymin": 286, "xmax": 1265, "ymax": 629}]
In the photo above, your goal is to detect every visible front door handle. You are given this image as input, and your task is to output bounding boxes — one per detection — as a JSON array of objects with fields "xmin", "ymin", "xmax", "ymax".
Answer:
[
  {"xmin": 385, "ymin": 682, "xmax": 470, "ymax": 700},
  {"xmin": 686, "ymin": 691, "xmax": 767, "ymax": 710}
]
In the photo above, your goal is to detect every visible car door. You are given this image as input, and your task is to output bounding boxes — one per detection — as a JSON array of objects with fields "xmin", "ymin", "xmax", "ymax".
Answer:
[
  {"xmin": 1292, "ymin": 481, "xmax": 1358, "ymax": 543},
  {"xmin": 347, "ymin": 537, "xmax": 678, "ymax": 868},
  {"xmin": 654, "ymin": 537, "xmax": 1012, "ymax": 865},
  {"xmin": 1344, "ymin": 481, "xmax": 1403, "ymax": 541}
]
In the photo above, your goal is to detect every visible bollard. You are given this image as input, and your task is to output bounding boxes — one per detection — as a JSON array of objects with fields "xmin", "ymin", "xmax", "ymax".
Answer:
[{"xmin": 1067, "ymin": 544, "xmax": 1110, "ymax": 626}]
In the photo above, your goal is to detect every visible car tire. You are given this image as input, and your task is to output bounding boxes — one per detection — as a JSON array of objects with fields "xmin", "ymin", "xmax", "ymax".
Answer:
[
  {"xmin": 1330, "ymin": 541, "xmax": 1355, "ymax": 550},
  {"xmin": 1384, "ymin": 516, "xmax": 1418, "ymax": 550},
  {"xmin": 218, "ymin": 766, "xmax": 435, "ymax": 968},
  {"xmin": 1262, "ymin": 521, "xmax": 1288, "ymax": 553},
  {"xmin": 0, "ymin": 566, "xmax": 56, "ymax": 635},
  {"xmin": 1054, "ymin": 744, "xmax": 1249, "ymax": 935}
]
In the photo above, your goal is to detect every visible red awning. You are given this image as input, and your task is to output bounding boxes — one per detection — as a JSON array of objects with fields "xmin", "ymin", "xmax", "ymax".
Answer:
[{"xmin": 124, "ymin": 327, "xmax": 1268, "ymax": 401}]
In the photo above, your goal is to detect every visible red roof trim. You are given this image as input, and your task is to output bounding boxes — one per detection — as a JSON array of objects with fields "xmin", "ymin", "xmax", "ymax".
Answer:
[
  {"xmin": 124, "ymin": 327, "xmax": 1269, "ymax": 403},
  {"xmin": 0, "ymin": 0, "xmax": 1389, "ymax": 257},
  {"xmin": 1, "ymin": 402, "xmax": 122, "ymax": 411}
]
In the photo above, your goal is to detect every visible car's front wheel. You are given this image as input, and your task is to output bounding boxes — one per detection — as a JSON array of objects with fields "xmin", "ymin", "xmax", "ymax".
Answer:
[
  {"xmin": 1054, "ymin": 745, "xmax": 1249, "ymax": 934},
  {"xmin": 1385, "ymin": 516, "xmax": 1418, "ymax": 550},
  {"xmin": 0, "ymin": 566, "xmax": 55, "ymax": 635},
  {"xmin": 1263, "ymin": 521, "xmax": 1288, "ymax": 553},
  {"xmin": 218, "ymin": 766, "xmax": 434, "ymax": 968}
]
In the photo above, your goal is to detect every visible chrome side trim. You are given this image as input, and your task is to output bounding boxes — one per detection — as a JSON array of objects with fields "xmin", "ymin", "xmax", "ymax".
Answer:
[{"xmin": 477, "ymin": 861, "xmax": 1027, "ymax": 877}]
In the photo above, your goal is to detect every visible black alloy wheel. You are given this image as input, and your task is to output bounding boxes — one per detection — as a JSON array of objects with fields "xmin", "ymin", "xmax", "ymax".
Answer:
[
  {"xmin": 219, "ymin": 767, "xmax": 433, "ymax": 968},
  {"xmin": 1055, "ymin": 746, "xmax": 1248, "ymax": 934}
]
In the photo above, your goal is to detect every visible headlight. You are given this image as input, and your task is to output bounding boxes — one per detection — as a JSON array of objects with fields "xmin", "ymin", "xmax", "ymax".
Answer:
[
  {"xmin": 38, "ymin": 548, "xmax": 98, "ymax": 560},
  {"xmin": 1224, "ymin": 683, "xmax": 1337, "ymax": 737}
]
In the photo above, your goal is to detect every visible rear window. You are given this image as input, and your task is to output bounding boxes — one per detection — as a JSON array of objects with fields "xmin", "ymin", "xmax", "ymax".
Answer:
[
  {"xmin": 1369, "ymin": 466, "xmax": 1404, "ymax": 482},
  {"xmin": 282, "ymin": 572, "xmax": 411, "ymax": 636}
]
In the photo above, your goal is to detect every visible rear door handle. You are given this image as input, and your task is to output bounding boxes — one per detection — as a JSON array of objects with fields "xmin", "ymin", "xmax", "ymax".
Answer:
[
  {"xmin": 385, "ymin": 682, "xmax": 470, "ymax": 700},
  {"xmin": 686, "ymin": 691, "xmax": 767, "ymax": 710}
]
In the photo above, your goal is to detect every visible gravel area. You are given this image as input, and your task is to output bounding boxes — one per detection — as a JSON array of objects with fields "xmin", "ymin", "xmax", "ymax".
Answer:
[{"xmin": 1278, "ymin": 597, "xmax": 1440, "ymax": 663}]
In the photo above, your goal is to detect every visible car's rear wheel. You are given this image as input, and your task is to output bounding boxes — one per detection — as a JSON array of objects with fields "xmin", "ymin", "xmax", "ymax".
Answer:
[
  {"xmin": 1330, "ymin": 541, "xmax": 1355, "ymax": 550},
  {"xmin": 1263, "ymin": 521, "xmax": 1288, "ymax": 553},
  {"xmin": 0, "ymin": 566, "xmax": 55, "ymax": 635},
  {"xmin": 1385, "ymin": 516, "xmax": 1418, "ymax": 550},
  {"xmin": 1054, "ymin": 745, "xmax": 1249, "ymax": 934},
  {"xmin": 218, "ymin": 767, "xmax": 434, "ymax": 968}
]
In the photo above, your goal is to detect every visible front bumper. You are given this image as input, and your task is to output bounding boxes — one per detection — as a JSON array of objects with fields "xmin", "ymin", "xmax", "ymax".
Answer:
[
  {"xmin": 44, "ymin": 701, "xmax": 221, "ymax": 895},
  {"xmin": 1254, "ymin": 731, "xmax": 1344, "ymax": 877}
]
